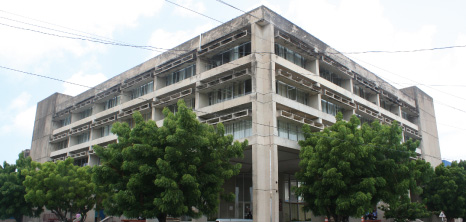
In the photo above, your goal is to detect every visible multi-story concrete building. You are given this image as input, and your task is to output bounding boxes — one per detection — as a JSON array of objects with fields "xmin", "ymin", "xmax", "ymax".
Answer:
[{"xmin": 30, "ymin": 6, "xmax": 441, "ymax": 222}]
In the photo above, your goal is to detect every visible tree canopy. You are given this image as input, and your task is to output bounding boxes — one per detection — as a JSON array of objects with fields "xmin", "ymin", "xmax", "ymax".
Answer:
[
  {"xmin": 295, "ymin": 113, "xmax": 429, "ymax": 222},
  {"xmin": 23, "ymin": 158, "xmax": 97, "ymax": 222},
  {"xmin": 0, "ymin": 153, "xmax": 41, "ymax": 222},
  {"xmin": 423, "ymin": 160, "xmax": 466, "ymax": 222},
  {"xmin": 93, "ymin": 100, "xmax": 247, "ymax": 222}
]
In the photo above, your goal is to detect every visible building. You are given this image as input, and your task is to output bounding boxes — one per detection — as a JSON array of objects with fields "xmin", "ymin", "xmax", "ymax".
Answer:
[{"xmin": 30, "ymin": 6, "xmax": 441, "ymax": 222}]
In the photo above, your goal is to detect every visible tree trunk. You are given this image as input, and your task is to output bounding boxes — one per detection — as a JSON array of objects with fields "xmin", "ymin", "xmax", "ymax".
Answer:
[
  {"xmin": 332, "ymin": 215, "xmax": 350, "ymax": 222},
  {"xmin": 157, "ymin": 213, "xmax": 167, "ymax": 222},
  {"xmin": 14, "ymin": 215, "xmax": 23, "ymax": 222}
]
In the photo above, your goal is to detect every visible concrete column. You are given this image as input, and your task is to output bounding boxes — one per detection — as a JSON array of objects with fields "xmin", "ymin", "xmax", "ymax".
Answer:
[{"xmin": 251, "ymin": 22, "xmax": 279, "ymax": 222}]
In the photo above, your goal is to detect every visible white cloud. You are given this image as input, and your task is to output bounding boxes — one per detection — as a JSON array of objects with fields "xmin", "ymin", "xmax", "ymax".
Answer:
[
  {"xmin": 173, "ymin": 0, "xmax": 206, "ymax": 18},
  {"xmin": 146, "ymin": 23, "xmax": 216, "ymax": 58},
  {"xmin": 285, "ymin": 0, "xmax": 466, "ymax": 162},
  {"xmin": 62, "ymin": 72, "xmax": 108, "ymax": 96},
  {"xmin": 0, "ymin": 0, "xmax": 164, "ymax": 66},
  {"xmin": 0, "ymin": 92, "xmax": 36, "ymax": 135}
]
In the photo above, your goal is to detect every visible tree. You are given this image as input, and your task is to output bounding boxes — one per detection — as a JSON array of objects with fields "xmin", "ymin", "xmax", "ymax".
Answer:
[
  {"xmin": 93, "ymin": 100, "xmax": 247, "ymax": 222},
  {"xmin": 23, "ymin": 158, "xmax": 97, "ymax": 222},
  {"xmin": 296, "ymin": 113, "xmax": 429, "ymax": 222},
  {"xmin": 0, "ymin": 153, "xmax": 41, "ymax": 222},
  {"xmin": 423, "ymin": 161, "xmax": 466, "ymax": 222},
  {"xmin": 380, "ymin": 159, "xmax": 434, "ymax": 222}
]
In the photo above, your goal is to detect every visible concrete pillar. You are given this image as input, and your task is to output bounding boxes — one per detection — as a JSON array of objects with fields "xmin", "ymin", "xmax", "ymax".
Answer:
[{"xmin": 251, "ymin": 21, "xmax": 279, "ymax": 222}]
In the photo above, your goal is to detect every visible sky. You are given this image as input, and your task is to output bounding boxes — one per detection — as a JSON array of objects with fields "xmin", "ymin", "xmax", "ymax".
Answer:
[{"xmin": 1, "ymin": 0, "xmax": 465, "ymax": 165}]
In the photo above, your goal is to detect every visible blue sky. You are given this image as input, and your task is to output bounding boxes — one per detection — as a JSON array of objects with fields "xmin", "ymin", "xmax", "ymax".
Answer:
[{"xmin": 1, "ymin": 0, "xmax": 465, "ymax": 165}]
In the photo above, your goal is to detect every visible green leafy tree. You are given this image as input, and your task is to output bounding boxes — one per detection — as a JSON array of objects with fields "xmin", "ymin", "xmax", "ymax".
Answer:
[
  {"xmin": 296, "ymin": 113, "xmax": 429, "ymax": 222},
  {"xmin": 380, "ymin": 159, "xmax": 434, "ymax": 222},
  {"xmin": 23, "ymin": 158, "xmax": 97, "ymax": 222},
  {"xmin": 93, "ymin": 100, "xmax": 247, "ymax": 222},
  {"xmin": 0, "ymin": 153, "xmax": 41, "ymax": 222},
  {"xmin": 423, "ymin": 161, "xmax": 466, "ymax": 222}
]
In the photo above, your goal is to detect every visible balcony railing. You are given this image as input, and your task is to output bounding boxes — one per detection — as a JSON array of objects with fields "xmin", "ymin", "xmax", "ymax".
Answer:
[{"xmin": 277, "ymin": 110, "xmax": 324, "ymax": 130}]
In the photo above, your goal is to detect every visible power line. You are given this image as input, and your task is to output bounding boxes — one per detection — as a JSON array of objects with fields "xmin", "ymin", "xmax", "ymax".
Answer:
[
  {"xmin": 2, "ymin": 65, "xmax": 463, "ymax": 162},
  {"xmin": 339, "ymin": 45, "xmax": 466, "ymax": 55},
  {"xmin": 165, "ymin": 0, "xmax": 224, "ymax": 23}
]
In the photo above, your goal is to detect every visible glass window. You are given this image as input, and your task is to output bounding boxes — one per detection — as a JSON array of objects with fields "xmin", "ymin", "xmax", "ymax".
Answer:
[
  {"xmin": 77, "ymin": 132, "xmax": 90, "ymax": 144},
  {"xmin": 100, "ymin": 125, "xmax": 112, "ymax": 137},
  {"xmin": 80, "ymin": 108, "xmax": 92, "ymax": 119},
  {"xmin": 320, "ymin": 69, "xmax": 342, "ymax": 87},
  {"xmin": 277, "ymin": 120, "xmax": 304, "ymax": 141},
  {"xmin": 166, "ymin": 98, "xmax": 195, "ymax": 115},
  {"xmin": 223, "ymin": 119, "xmax": 252, "ymax": 140},
  {"xmin": 208, "ymin": 42, "xmax": 251, "ymax": 69},
  {"xmin": 207, "ymin": 79, "xmax": 251, "ymax": 106},
  {"xmin": 275, "ymin": 81, "xmax": 308, "ymax": 105},
  {"xmin": 165, "ymin": 65, "xmax": 196, "ymax": 86},
  {"xmin": 104, "ymin": 96, "xmax": 120, "ymax": 110},
  {"xmin": 274, "ymin": 43, "xmax": 305, "ymax": 68},
  {"xmin": 131, "ymin": 81, "xmax": 154, "ymax": 100},
  {"xmin": 321, "ymin": 99, "xmax": 343, "ymax": 116},
  {"xmin": 59, "ymin": 116, "xmax": 71, "ymax": 127},
  {"xmin": 56, "ymin": 140, "xmax": 68, "ymax": 150}
]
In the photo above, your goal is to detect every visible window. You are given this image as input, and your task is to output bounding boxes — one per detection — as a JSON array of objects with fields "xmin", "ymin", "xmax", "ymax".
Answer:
[
  {"xmin": 79, "ymin": 108, "xmax": 92, "ymax": 119},
  {"xmin": 131, "ymin": 81, "xmax": 154, "ymax": 100},
  {"xmin": 208, "ymin": 42, "xmax": 251, "ymax": 69},
  {"xmin": 165, "ymin": 64, "xmax": 196, "ymax": 86},
  {"xmin": 321, "ymin": 99, "xmax": 343, "ymax": 116},
  {"xmin": 276, "ymin": 81, "xmax": 308, "ymax": 105},
  {"xmin": 100, "ymin": 125, "xmax": 112, "ymax": 137},
  {"xmin": 166, "ymin": 98, "xmax": 195, "ymax": 115},
  {"xmin": 356, "ymin": 114, "xmax": 373, "ymax": 126},
  {"xmin": 74, "ymin": 158, "xmax": 88, "ymax": 167},
  {"xmin": 58, "ymin": 116, "xmax": 71, "ymax": 127},
  {"xmin": 320, "ymin": 69, "xmax": 342, "ymax": 87},
  {"xmin": 224, "ymin": 119, "xmax": 252, "ymax": 140},
  {"xmin": 77, "ymin": 132, "xmax": 90, "ymax": 144},
  {"xmin": 56, "ymin": 140, "xmax": 68, "ymax": 150},
  {"xmin": 274, "ymin": 44, "xmax": 305, "ymax": 68},
  {"xmin": 353, "ymin": 84, "xmax": 371, "ymax": 100},
  {"xmin": 104, "ymin": 96, "xmax": 120, "ymax": 110},
  {"xmin": 277, "ymin": 120, "xmax": 304, "ymax": 141},
  {"xmin": 207, "ymin": 79, "xmax": 252, "ymax": 105}
]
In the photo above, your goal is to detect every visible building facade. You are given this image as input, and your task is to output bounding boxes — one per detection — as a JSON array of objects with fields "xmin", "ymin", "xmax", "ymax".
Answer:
[{"xmin": 30, "ymin": 6, "xmax": 442, "ymax": 222}]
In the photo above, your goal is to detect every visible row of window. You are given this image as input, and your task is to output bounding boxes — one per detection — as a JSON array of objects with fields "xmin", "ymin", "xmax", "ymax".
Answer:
[
  {"xmin": 320, "ymin": 69, "xmax": 343, "ymax": 87},
  {"xmin": 208, "ymin": 79, "xmax": 252, "ymax": 105},
  {"xmin": 321, "ymin": 99, "xmax": 343, "ymax": 116},
  {"xmin": 166, "ymin": 98, "xmax": 195, "ymax": 115},
  {"xmin": 131, "ymin": 81, "xmax": 154, "ymax": 100},
  {"xmin": 165, "ymin": 64, "xmax": 196, "ymax": 86},
  {"xmin": 275, "ymin": 43, "xmax": 305, "ymax": 68},
  {"xmin": 209, "ymin": 42, "xmax": 251, "ymax": 69},
  {"xmin": 277, "ymin": 120, "xmax": 304, "ymax": 141},
  {"xmin": 276, "ymin": 81, "xmax": 308, "ymax": 105},
  {"xmin": 353, "ymin": 84, "xmax": 371, "ymax": 100},
  {"xmin": 224, "ymin": 119, "xmax": 252, "ymax": 140}
]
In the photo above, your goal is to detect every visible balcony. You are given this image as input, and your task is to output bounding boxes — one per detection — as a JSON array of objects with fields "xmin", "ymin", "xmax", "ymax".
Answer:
[
  {"xmin": 320, "ymin": 55, "xmax": 354, "ymax": 78},
  {"xmin": 277, "ymin": 109, "xmax": 323, "ymax": 131},
  {"xmin": 275, "ymin": 69, "xmax": 321, "ymax": 94},
  {"xmin": 197, "ymin": 68, "xmax": 251, "ymax": 91},
  {"xmin": 199, "ymin": 30, "xmax": 248, "ymax": 56},
  {"xmin": 202, "ymin": 109, "xmax": 251, "ymax": 125},
  {"xmin": 357, "ymin": 104, "xmax": 383, "ymax": 120},
  {"xmin": 323, "ymin": 89, "xmax": 356, "ymax": 110},
  {"xmin": 118, "ymin": 103, "xmax": 151, "ymax": 119},
  {"xmin": 153, "ymin": 88, "xmax": 193, "ymax": 108},
  {"xmin": 91, "ymin": 115, "xmax": 117, "ymax": 128},
  {"xmin": 154, "ymin": 52, "xmax": 196, "ymax": 75},
  {"xmin": 121, "ymin": 70, "xmax": 154, "ymax": 90}
]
